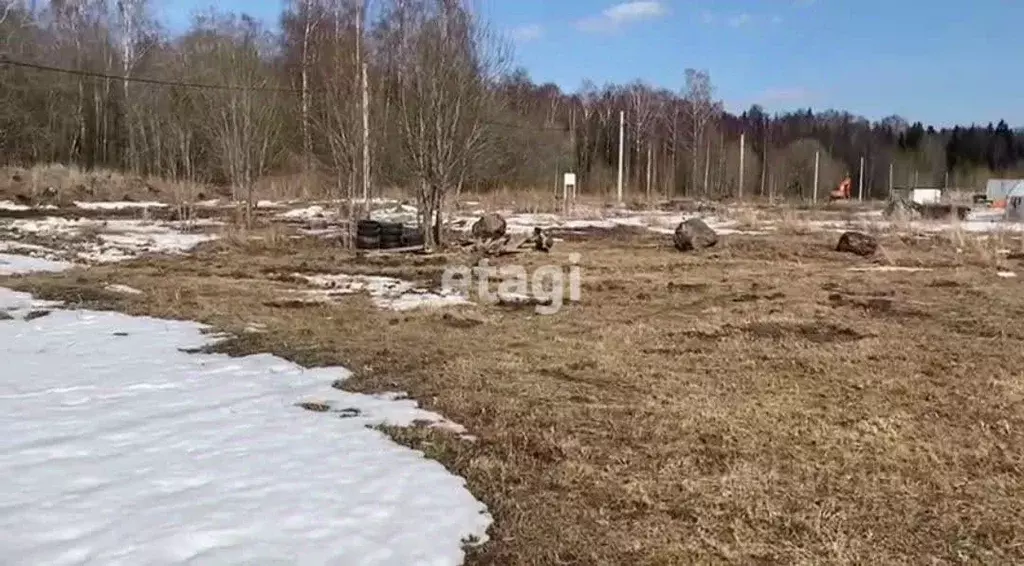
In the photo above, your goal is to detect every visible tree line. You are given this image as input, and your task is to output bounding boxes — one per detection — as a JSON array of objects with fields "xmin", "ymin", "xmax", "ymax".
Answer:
[{"xmin": 2, "ymin": 0, "xmax": 1023, "ymax": 225}]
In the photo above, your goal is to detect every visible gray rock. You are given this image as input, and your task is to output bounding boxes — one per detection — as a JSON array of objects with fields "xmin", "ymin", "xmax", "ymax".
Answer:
[
  {"xmin": 836, "ymin": 231, "xmax": 878, "ymax": 257},
  {"xmin": 471, "ymin": 213, "xmax": 507, "ymax": 240},
  {"xmin": 673, "ymin": 218, "xmax": 718, "ymax": 252}
]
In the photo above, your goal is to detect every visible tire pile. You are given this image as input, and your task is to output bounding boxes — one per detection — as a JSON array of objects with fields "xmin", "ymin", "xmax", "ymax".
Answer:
[{"xmin": 355, "ymin": 219, "xmax": 425, "ymax": 250}]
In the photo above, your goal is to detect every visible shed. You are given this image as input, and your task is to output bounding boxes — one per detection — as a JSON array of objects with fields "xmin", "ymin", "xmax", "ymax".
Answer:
[
  {"xmin": 986, "ymin": 179, "xmax": 1024, "ymax": 207},
  {"xmin": 1006, "ymin": 184, "xmax": 1024, "ymax": 221}
]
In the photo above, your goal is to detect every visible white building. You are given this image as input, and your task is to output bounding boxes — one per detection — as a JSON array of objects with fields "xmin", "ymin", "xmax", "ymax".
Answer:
[{"xmin": 1005, "ymin": 183, "xmax": 1024, "ymax": 221}]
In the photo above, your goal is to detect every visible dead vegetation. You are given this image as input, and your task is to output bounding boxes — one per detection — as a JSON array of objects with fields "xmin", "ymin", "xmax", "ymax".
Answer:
[{"xmin": 3, "ymin": 225, "xmax": 1024, "ymax": 565}]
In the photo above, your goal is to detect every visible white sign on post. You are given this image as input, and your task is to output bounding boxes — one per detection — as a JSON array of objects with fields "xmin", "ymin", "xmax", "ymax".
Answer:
[
  {"xmin": 561, "ymin": 171, "xmax": 577, "ymax": 211},
  {"xmin": 562, "ymin": 173, "xmax": 577, "ymax": 212}
]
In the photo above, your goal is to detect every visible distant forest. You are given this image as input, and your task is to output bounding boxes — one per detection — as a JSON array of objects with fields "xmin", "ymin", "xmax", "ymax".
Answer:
[{"xmin": 2, "ymin": 0, "xmax": 1021, "ymax": 202}]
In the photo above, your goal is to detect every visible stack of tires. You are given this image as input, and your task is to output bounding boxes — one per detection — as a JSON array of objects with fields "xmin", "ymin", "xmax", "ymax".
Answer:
[
  {"xmin": 356, "ymin": 220, "xmax": 382, "ymax": 249},
  {"xmin": 380, "ymin": 222, "xmax": 404, "ymax": 249},
  {"xmin": 402, "ymin": 226, "xmax": 425, "ymax": 248},
  {"xmin": 355, "ymin": 219, "xmax": 426, "ymax": 250}
]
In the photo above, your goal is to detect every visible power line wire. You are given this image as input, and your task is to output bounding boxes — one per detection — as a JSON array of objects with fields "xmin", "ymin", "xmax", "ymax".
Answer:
[
  {"xmin": 0, "ymin": 56, "xmax": 568, "ymax": 131},
  {"xmin": 0, "ymin": 57, "xmax": 299, "ymax": 92}
]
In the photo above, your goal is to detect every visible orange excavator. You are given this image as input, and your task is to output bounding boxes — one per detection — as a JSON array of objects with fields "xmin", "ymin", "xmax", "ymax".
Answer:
[{"xmin": 829, "ymin": 175, "xmax": 853, "ymax": 201}]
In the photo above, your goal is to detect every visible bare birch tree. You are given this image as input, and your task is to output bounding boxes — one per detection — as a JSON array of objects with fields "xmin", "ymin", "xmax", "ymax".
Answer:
[
  {"xmin": 314, "ymin": 1, "xmax": 361, "ymax": 221},
  {"xmin": 378, "ymin": 0, "xmax": 509, "ymax": 250},
  {"xmin": 196, "ymin": 14, "xmax": 283, "ymax": 225},
  {"xmin": 683, "ymin": 68, "xmax": 719, "ymax": 196}
]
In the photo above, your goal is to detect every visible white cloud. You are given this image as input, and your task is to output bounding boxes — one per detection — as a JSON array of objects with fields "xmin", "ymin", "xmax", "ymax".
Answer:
[
  {"xmin": 575, "ymin": 1, "xmax": 667, "ymax": 32},
  {"xmin": 702, "ymin": 12, "xmax": 782, "ymax": 28},
  {"xmin": 510, "ymin": 24, "xmax": 543, "ymax": 42},
  {"xmin": 727, "ymin": 13, "xmax": 752, "ymax": 27}
]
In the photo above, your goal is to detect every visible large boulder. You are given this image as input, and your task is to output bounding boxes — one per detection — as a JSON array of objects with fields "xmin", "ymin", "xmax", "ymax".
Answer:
[
  {"xmin": 836, "ymin": 231, "xmax": 878, "ymax": 257},
  {"xmin": 673, "ymin": 218, "xmax": 718, "ymax": 252},
  {"xmin": 471, "ymin": 213, "xmax": 507, "ymax": 240}
]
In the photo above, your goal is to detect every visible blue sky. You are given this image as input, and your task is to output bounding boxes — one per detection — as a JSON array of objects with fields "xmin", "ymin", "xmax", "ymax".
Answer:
[{"xmin": 159, "ymin": 0, "xmax": 1024, "ymax": 127}]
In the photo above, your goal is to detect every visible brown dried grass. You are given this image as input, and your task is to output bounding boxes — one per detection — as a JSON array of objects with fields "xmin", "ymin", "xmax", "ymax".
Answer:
[{"xmin": 4, "ymin": 227, "xmax": 1024, "ymax": 565}]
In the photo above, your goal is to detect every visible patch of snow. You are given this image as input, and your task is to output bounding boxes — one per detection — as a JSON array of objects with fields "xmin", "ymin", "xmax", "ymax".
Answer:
[
  {"xmin": 444, "ymin": 209, "xmax": 761, "ymax": 238},
  {"xmin": 0, "ymin": 217, "xmax": 217, "ymax": 265},
  {"xmin": 292, "ymin": 273, "xmax": 471, "ymax": 311},
  {"xmin": 0, "ymin": 240, "xmax": 65, "ymax": 259},
  {"xmin": 73, "ymin": 201, "xmax": 168, "ymax": 210},
  {"xmin": 0, "ymin": 287, "xmax": 490, "ymax": 564},
  {"xmin": 244, "ymin": 322, "xmax": 268, "ymax": 333},
  {"xmin": 847, "ymin": 266, "xmax": 932, "ymax": 272},
  {"xmin": 997, "ymin": 271, "xmax": 1017, "ymax": 278},
  {"xmin": 278, "ymin": 205, "xmax": 332, "ymax": 221},
  {"xmin": 0, "ymin": 200, "xmax": 30, "ymax": 211},
  {"xmin": 371, "ymin": 203, "xmax": 419, "ymax": 225},
  {"xmin": 104, "ymin": 284, "xmax": 143, "ymax": 295},
  {"xmin": 0, "ymin": 253, "xmax": 71, "ymax": 275}
]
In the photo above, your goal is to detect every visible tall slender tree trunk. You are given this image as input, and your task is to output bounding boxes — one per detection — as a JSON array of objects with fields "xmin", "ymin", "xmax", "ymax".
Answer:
[
  {"xmin": 645, "ymin": 141, "xmax": 652, "ymax": 200},
  {"xmin": 703, "ymin": 136, "xmax": 711, "ymax": 196}
]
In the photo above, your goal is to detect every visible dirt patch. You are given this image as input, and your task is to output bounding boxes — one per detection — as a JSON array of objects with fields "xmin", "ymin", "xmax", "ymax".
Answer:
[
  {"xmin": 740, "ymin": 320, "xmax": 869, "ymax": 343},
  {"xmin": 547, "ymin": 224, "xmax": 649, "ymax": 242}
]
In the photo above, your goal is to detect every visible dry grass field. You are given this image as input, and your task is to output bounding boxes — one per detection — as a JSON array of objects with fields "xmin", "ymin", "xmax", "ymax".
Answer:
[{"xmin": 4, "ymin": 218, "xmax": 1024, "ymax": 565}]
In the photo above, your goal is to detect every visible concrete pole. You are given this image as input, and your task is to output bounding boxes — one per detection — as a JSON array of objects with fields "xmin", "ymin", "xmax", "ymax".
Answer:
[
  {"xmin": 858, "ymin": 156, "xmax": 864, "ymax": 201},
  {"xmin": 813, "ymin": 150, "xmax": 820, "ymax": 203},
  {"xmin": 738, "ymin": 132, "xmax": 745, "ymax": 200}
]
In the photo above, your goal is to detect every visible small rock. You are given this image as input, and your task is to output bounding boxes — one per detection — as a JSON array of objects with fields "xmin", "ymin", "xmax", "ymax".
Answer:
[
  {"xmin": 0, "ymin": 310, "xmax": 13, "ymax": 321},
  {"xmin": 534, "ymin": 227, "xmax": 554, "ymax": 252},
  {"xmin": 471, "ymin": 213, "xmax": 507, "ymax": 240},
  {"xmin": 296, "ymin": 401, "xmax": 331, "ymax": 412},
  {"xmin": 24, "ymin": 310, "xmax": 51, "ymax": 321},
  {"xmin": 836, "ymin": 231, "xmax": 878, "ymax": 257},
  {"xmin": 673, "ymin": 218, "xmax": 719, "ymax": 252}
]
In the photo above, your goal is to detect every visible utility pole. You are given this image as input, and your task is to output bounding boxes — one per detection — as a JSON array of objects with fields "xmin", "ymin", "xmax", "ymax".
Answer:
[
  {"xmin": 813, "ymin": 150, "xmax": 820, "ymax": 204},
  {"xmin": 361, "ymin": 61, "xmax": 370, "ymax": 206},
  {"xmin": 858, "ymin": 156, "xmax": 864, "ymax": 201},
  {"xmin": 617, "ymin": 110, "xmax": 624, "ymax": 204},
  {"xmin": 738, "ymin": 132, "xmax": 745, "ymax": 200}
]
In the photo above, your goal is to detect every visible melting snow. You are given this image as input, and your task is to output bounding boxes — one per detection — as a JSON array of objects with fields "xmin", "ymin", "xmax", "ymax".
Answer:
[
  {"xmin": 73, "ymin": 201, "xmax": 168, "ymax": 210},
  {"xmin": 0, "ymin": 200, "xmax": 30, "ymax": 211},
  {"xmin": 291, "ymin": 273, "xmax": 470, "ymax": 311},
  {"xmin": 0, "ymin": 253, "xmax": 71, "ymax": 275},
  {"xmin": 0, "ymin": 217, "xmax": 217, "ymax": 264},
  {"xmin": 104, "ymin": 284, "xmax": 143, "ymax": 295},
  {"xmin": 278, "ymin": 205, "xmax": 331, "ymax": 221},
  {"xmin": 0, "ymin": 286, "xmax": 490, "ymax": 564},
  {"xmin": 847, "ymin": 266, "xmax": 932, "ymax": 272}
]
